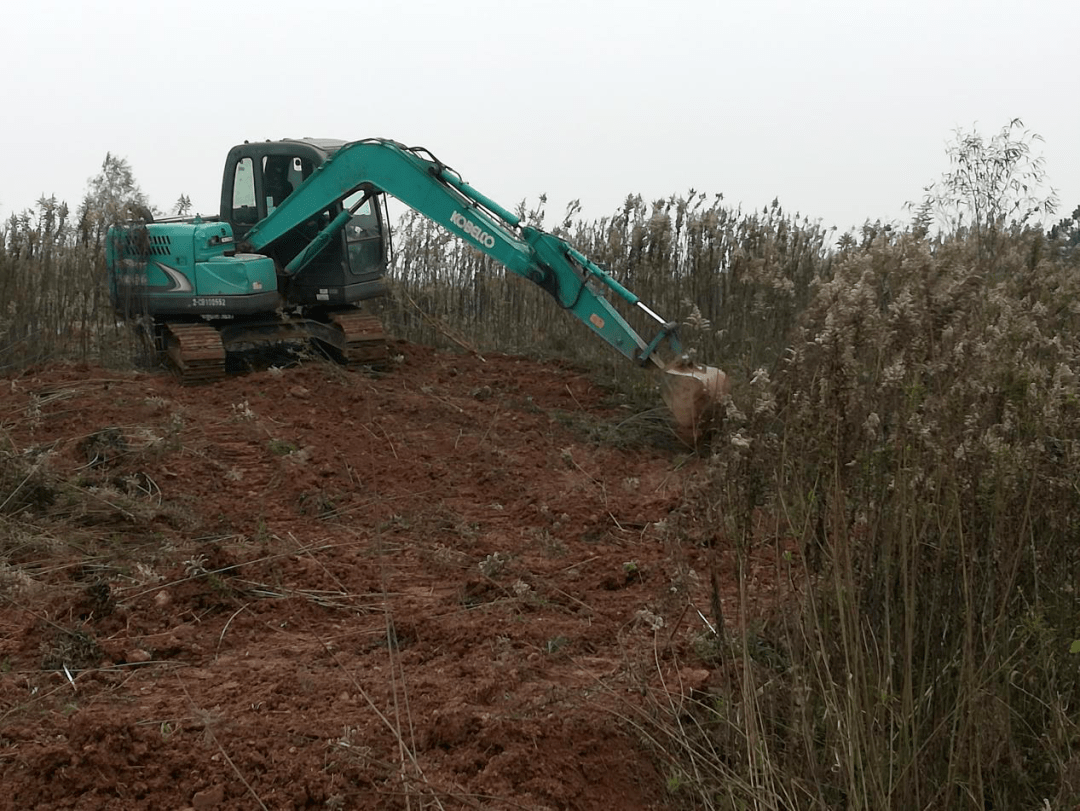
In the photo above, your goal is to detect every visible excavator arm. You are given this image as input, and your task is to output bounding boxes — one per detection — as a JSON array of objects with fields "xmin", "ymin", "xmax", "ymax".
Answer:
[{"xmin": 242, "ymin": 139, "xmax": 681, "ymax": 370}]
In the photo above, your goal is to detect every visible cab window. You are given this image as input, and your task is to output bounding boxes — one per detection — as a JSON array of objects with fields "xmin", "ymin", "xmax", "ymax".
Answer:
[
  {"xmin": 342, "ymin": 190, "xmax": 380, "ymax": 242},
  {"xmin": 263, "ymin": 156, "xmax": 309, "ymax": 214},
  {"xmin": 232, "ymin": 158, "xmax": 257, "ymax": 223}
]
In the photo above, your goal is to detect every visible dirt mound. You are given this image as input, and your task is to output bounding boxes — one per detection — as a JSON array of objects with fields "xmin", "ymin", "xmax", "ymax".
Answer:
[{"xmin": 0, "ymin": 344, "xmax": 766, "ymax": 809}]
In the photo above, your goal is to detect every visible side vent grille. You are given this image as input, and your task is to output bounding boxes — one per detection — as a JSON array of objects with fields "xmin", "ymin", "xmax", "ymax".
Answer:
[{"xmin": 123, "ymin": 233, "xmax": 172, "ymax": 257}]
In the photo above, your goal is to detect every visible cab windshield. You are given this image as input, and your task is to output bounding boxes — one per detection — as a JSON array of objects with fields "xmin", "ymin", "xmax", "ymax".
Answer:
[{"xmin": 342, "ymin": 190, "xmax": 382, "ymax": 243}]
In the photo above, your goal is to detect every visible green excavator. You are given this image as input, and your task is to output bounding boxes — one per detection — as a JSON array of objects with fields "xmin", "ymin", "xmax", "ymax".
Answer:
[{"xmin": 106, "ymin": 138, "xmax": 725, "ymax": 430}]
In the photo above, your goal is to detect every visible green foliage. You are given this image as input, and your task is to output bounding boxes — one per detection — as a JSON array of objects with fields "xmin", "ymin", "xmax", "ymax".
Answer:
[{"xmin": 266, "ymin": 438, "xmax": 297, "ymax": 456}]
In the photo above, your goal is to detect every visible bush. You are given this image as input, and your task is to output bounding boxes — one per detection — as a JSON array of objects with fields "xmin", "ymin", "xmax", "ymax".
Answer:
[{"xmin": 669, "ymin": 226, "xmax": 1080, "ymax": 809}]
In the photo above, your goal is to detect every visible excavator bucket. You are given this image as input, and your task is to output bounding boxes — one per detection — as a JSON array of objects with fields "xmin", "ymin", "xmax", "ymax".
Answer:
[{"xmin": 660, "ymin": 360, "xmax": 729, "ymax": 438}]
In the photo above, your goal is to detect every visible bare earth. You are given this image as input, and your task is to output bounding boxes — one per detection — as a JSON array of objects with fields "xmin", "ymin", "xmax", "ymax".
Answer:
[{"xmin": 0, "ymin": 343, "xmax": 776, "ymax": 810}]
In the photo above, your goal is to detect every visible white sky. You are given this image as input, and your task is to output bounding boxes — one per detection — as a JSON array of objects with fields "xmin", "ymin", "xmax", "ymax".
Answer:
[{"xmin": 2, "ymin": 0, "xmax": 1077, "ymax": 235}]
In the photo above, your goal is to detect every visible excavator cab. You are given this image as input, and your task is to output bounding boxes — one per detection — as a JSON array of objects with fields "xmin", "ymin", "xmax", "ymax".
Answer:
[{"xmin": 220, "ymin": 139, "xmax": 389, "ymax": 308}]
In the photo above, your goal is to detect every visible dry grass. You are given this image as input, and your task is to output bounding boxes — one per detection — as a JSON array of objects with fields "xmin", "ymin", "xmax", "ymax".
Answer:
[
  {"xmin": 0, "ymin": 199, "xmax": 137, "ymax": 371},
  {"xmin": 662, "ymin": 226, "xmax": 1080, "ymax": 809}
]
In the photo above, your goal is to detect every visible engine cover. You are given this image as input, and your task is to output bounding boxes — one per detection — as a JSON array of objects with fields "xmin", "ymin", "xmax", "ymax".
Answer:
[{"xmin": 107, "ymin": 220, "xmax": 280, "ymax": 317}]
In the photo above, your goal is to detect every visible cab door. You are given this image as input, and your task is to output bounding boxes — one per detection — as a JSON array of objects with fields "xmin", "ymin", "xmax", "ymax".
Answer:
[{"xmin": 221, "ymin": 144, "xmax": 317, "ymax": 242}]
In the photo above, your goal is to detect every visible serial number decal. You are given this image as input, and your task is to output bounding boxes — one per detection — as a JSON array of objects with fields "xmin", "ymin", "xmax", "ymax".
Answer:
[{"xmin": 192, "ymin": 297, "xmax": 227, "ymax": 308}]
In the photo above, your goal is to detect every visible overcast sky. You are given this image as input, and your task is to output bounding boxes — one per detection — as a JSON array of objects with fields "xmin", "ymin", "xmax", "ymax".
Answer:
[{"xmin": 2, "ymin": 0, "xmax": 1076, "ymax": 235}]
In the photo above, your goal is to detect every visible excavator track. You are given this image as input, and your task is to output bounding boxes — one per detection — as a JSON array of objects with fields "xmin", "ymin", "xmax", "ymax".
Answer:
[
  {"xmin": 162, "ymin": 322, "xmax": 227, "ymax": 384},
  {"xmin": 328, "ymin": 310, "xmax": 389, "ymax": 366}
]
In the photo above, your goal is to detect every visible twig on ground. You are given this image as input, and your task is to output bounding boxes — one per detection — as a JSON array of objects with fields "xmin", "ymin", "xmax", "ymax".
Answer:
[{"xmin": 176, "ymin": 675, "xmax": 269, "ymax": 811}]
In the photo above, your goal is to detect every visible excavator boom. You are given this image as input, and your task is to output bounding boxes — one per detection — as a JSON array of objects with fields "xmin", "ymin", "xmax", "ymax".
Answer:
[{"xmin": 243, "ymin": 139, "xmax": 679, "ymax": 369}]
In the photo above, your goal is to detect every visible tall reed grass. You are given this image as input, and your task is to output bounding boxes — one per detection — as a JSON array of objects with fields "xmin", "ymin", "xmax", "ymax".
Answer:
[
  {"xmin": 665, "ymin": 225, "xmax": 1080, "ymax": 809},
  {"xmin": 0, "ymin": 197, "xmax": 131, "ymax": 371}
]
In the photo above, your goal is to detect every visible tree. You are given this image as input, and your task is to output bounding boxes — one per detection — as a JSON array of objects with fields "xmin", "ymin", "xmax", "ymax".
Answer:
[
  {"xmin": 173, "ymin": 194, "xmax": 192, "ymax": 217},
  {"xmin": 913, "ymin": 119, "xmax": 1058, "ymax": 259},
  {"xmin": 76, "ymin": 153, "xmax": 151, "ymax": 249},
  {"xmin": 1048, "ymin": 205, "xmax": 1080, "ymax": 245}
]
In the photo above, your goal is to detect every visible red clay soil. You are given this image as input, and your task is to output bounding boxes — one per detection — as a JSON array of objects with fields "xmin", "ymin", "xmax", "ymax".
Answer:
[{"xmin": 0, "ymin": 343, "xmax": 785, "ymax": 810}]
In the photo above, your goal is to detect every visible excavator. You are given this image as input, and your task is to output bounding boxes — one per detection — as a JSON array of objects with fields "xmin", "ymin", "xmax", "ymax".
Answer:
[{"xmin": 106, "ymin": 137, "xmax": 726, "ymax": 431}]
